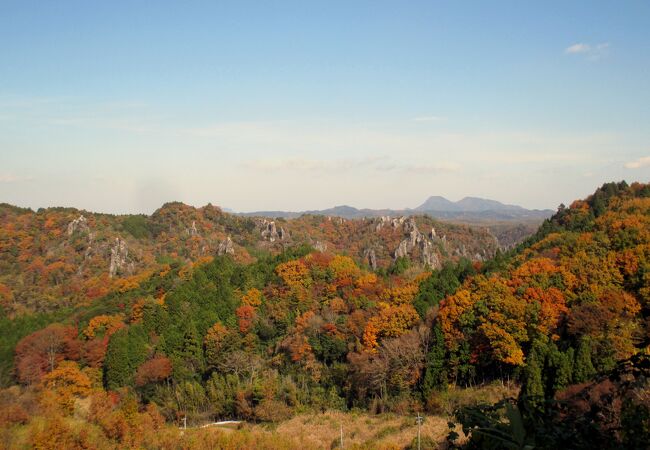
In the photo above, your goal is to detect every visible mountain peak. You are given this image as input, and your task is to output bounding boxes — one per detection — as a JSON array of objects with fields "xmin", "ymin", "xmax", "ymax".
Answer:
[
  {"xmin": 415, "ymin": 196, "xmax": 527, "ymax": 213},
  {"xmin": 415, "ymin": 196, "xmax": 458, "ymax": 211}
]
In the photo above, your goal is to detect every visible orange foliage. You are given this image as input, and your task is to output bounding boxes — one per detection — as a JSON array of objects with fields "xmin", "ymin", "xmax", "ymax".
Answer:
[
  {"xmin": 83, "ymin": 314, "xmax": 125, "ymax": 339},
  {"xmin": 236, "ymin": 305, "xmax": 256, "ymax": 333},
  {"xmin": 41, "ymin": 361, "xmax": 92, "ymax": 413},
  {"xmin": 363, "ymin": 303, "xmax": 419, "ymax": 350}
]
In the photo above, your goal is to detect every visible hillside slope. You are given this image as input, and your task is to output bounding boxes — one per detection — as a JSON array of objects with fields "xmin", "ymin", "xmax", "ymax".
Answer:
[{"xmin": 0, "ymin": 202, "xmax": 499, "ymax": 316}]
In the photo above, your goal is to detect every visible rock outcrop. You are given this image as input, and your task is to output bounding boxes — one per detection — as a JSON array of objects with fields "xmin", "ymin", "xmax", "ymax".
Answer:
[
  {"xmin": 109, "ymin": 238, "xmax": 133, "ymax": 277},
  {"xmin": 67, "ymin": 215, "xmax": 89, "ymax": 236},
  {"xmin": 393, "ymin": 217, "xmax": 441, "ymax": 269},
  {"xmin": 363, "ymin": 248, "xmax": 378, "ymax": 270},
  {"xmin": 261, "ymin": 220, "xmax": 286, "ymax": 242},
  {"xmin": 188, "ymin": 220, "xmax": 199, "ymax": 237},
  {"xmin": 217, "ymin": 236, "xmax": 235, "ymax": 255}
]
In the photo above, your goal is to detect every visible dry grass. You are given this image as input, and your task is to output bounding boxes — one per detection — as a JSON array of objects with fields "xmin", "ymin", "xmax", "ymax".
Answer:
[{"xmin": 264, "ymin": 410, "xmax": 450, "ymax": 449}]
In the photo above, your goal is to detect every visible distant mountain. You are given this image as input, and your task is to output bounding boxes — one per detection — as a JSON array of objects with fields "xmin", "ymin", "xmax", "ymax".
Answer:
[
  {"xmin": 241, "ymin": 196, "xmax": 553, "ymax": 222},
  {"xmin": 415, "ymin": 196, "xmax": 460, "ymax": 212}
]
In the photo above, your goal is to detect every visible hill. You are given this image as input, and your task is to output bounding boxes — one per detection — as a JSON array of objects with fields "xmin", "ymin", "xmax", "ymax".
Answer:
[{"xmin": 0, "ymin": 202, "xmax": 501, "ymax": 317}]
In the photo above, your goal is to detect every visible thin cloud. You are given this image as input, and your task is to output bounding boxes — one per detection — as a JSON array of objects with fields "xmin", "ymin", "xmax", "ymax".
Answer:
[
  {"xmin": 624, "ymin": 156, "xmax": 650, "ymax": 169},
  {"xmin": 375, "ymin": 161, "xmax": 461, "ymax": 174},
  {"xmin": 565, "ymin": 43, "xmax": 591, "ymax": 54},
  {"xmin": 240, "ymin": 156, "xmax": 384, "ymax": 172},
  {"xmin": 241, "ymin": 157, "xmax": 460, "ymax": 175},
  {"xmin": 565, "ymin": 42, "xmax": 610, "ymax": 60}
]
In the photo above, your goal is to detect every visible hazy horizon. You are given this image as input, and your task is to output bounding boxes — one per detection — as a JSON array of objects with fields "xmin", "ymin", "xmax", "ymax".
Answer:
[{"xmin": 2, "ymin": 1, "xmax": 649, "ymax": 214}]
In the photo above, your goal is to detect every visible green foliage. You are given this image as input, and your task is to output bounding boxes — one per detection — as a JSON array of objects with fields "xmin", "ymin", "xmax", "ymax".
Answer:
[
  {"xmin": 414, "ymin": 258, "xmax": 475, "ymax": 319},
  {"xmin": 573, "ymin": 337, "xmax": 596, "ymax": 383},
  {"xmin": 389, "ymin": 256, "xmax": 411, "ymax": 275},
  {"xmin": 422, "ymin": 324, "xmax": 448, "ymax": 397},
  {"xmin": 120, "ymin": 215, "xmax": 151, "ymax": 239},
  {"xmin": 103, "ymin": 325, "xmax": 148, "ymax": 389},
  {"xmin": 309, "ymin": 333, "xmax": 347, "ymax": 365}
]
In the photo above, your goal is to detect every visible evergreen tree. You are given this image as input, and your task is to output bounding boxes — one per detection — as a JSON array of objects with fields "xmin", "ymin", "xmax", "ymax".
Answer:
[
  {"xmin": 422, "ymin": 324, "xmax": 448, "ymax": 397},
  {"xmin": 104, "ymin": 328, "xmax": 130, "ymax": 389},
  {"xmin": 547, "ymin": 343, "xmax": 573, "ymax": 394},
  {"xmin": 521, "ymin": 339, "xmax": 546, "ymax": 412},
  {"xmin": 573, "ymin": 337, "xmax": 596, "ymax": 383},
  {"xmin": 182, "ymin": 321, "xmax": 205, "ymax": 375}
]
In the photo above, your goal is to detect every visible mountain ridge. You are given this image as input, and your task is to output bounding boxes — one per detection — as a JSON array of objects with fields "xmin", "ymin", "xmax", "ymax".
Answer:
[{"xmin": 238, "ymin": 195, "xmax": 553, "ymax": 221}]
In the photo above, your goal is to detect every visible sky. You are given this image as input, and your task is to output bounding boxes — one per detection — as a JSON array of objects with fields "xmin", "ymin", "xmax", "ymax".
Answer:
[{"xmin": 1, "ymin": 1, "xmax": 649, "ymax": 214}]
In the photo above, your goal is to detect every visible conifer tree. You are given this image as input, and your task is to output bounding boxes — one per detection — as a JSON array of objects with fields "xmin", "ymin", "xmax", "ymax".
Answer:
[
  {"xmin": 103, "ymin": 328, "xmax": 130, "ymax": 389},
  {"xmin": 422, "ymin": 324, "xmax": 448, "ymax": 397},
  {"xmin": 573, "ymin": 337, "xmax": 596, "ymax": 383}
]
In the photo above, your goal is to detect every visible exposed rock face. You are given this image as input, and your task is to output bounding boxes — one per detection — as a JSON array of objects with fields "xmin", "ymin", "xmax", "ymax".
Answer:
[
  {"xmin": 109, "ymin": 238, "xmax": 133, "ymax": 278},
  {"xmin": 261, "ymin": 220, "xmax": 286, "ymax": 242},
  {"xmin": 217, "ymin": 236, "xmax": 235, "ymax": 255},
  {"xmin": 393, "ymin": 217, "xmax": 441, "ymax": 269},
  {"xmin": 374, "ymin": 216, "xmax": 409, "ymax": 232},
  {"xmin": 188, "ymin": 220, "xmax": 199, "ymax": 237},
  {"xmin": 67, "ymin": 215, "xmax": 89, "ymax": 236},
  {"xmin": 364, "ymin": 248, "xmax": 378, "ymax": 270}
]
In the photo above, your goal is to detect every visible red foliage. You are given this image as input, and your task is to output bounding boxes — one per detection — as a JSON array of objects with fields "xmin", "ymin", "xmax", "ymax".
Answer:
[
  {"xmin": 14, "ymin": 324, "xmax": 80, "ymax": 384},
  {"xmin": 236, "ymin": 304, "xmax": 256, "ymax": 333},
  {"xmin": 134, "ymin": 356, "xmax": 172, "ymax": 387}
]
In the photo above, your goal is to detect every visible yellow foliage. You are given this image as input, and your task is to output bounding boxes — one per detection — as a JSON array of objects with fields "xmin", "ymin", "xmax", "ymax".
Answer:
[
  {"xmin": 241, "ymin": 288, "xmax": 263, "ymax": 307},
  {"xmin": 276, "ymin": 260, "xmax": 311, "ymax": 288},
  {"xmin": 329, "ymin": 255, "xmax": 360, "ymax": 280}
]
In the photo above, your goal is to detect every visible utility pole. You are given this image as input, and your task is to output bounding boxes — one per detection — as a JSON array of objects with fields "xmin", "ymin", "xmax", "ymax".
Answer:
[{"xmin": 416, "ymin": 413, "xmax": 423, "ymax": 450}]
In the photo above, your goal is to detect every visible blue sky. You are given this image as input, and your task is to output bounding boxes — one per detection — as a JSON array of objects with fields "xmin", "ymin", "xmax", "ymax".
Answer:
[{"xmin": 1, "ymin": 1, "xmax": 649, "ymax": 213}]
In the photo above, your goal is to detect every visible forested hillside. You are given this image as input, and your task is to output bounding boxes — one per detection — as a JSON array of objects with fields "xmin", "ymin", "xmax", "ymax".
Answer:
[
  {"xmin": 0, "ymin": 202, "xmax": 500, "ymax": 318},
  {"xmin": 0, "ymin": 181, "xmax": 648, "ymax": 449}
]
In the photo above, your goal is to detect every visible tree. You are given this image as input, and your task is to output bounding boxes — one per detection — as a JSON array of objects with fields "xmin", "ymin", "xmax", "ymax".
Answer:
[
  {"xmin": 135, "ymin": 356, "xmax": 172, "ymax": 387},
  {"xmin": 15, "ymin": 324, "xmax": 80, "ymax": 384},
  {"xmin": 422, "ymin": 324, "xmax": 447, "ymax": 397},
  {"xmin": 103, "ymin": 328, "xmax": 130, "ymax": 390},
  {"xmin": 204, "ymin": 322, "xmax": 228, "ymax": 369},
  {"xmin": 573, "ymin": 337, "xmax": 596, "ymax": 383},
  {"xmin": 521, "ymin": 339, "xmax": 545, "ymax": 412}
]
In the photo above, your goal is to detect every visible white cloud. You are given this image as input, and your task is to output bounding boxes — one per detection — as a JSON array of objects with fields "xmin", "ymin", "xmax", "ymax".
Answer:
[
  {"xmin": 624, "ymin": 156, "xmax": 650, "ymax": 169},
  {"xmin": 565, "ymin": 43, "xmax": 591, "ymax": 54},
  {"xmin": 565, "ymin": 42, "xmax": 610, "ymax": 60}
]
